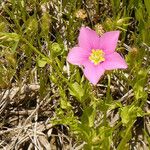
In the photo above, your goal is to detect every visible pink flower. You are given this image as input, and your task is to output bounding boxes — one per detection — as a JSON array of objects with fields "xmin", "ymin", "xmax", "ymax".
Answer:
[{"xmin": 67, "ymin": 27, "xmax": 127, "ymax": 85}]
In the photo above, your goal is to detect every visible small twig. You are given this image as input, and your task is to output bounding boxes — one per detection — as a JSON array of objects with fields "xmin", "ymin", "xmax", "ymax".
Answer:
[
  {"xmin": 119, "ymin": 89, "xmax": 134, "ymax": 102},
  {"xmin": 74, "ymin": 142, "xmax": 86, "ymax": 150},
  {"xmin": 33, "ymin": 98, "xmax": 39, "ymax": 150}
]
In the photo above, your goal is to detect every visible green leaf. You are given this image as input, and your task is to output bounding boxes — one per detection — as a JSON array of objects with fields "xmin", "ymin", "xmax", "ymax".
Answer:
[
  {"xmin": 109, "ymin": 101, "xmax": 122, "ymax": 110},
  {"xmin": 0, "ymin": 32, "xmax": 20, "ymax": 41},
  {"xmin": 133, "ymin": 69, "xmax": 148, "ymax": 100},
  {"xmin": 24, "ymin": 17, "xmax": 38, "ymax": 35},
  {"xmin": 41, "ymin": 12, "xmax": 51, "ymax": 36},
  {"xmin": 144, "ymin": 0, "xmax": 150, "ymax": 16},
  {"xmin": 81, "ymin": 106, "xmax": 95, "ymax": 128},
  {"xmin": 120, "ymin": 105, "xmax": 144, "ymax": 126},
  {"xmin": 0, "ymin": 22, "xmax": 8, "ymax": 32},
  {"xmin": 60, "ymin": 98, "xmax": 71, "ymax": 109},
  {"xmin": 97, "ymin": 126, "xmax": 112, "ymax": 149},
  {"xmin": 69, "ymin": 82, "xmax": 84, "ymax": 101},
  {"xmin": 37, "ymin": 58, "xmax": 47, "ymax": 67}
]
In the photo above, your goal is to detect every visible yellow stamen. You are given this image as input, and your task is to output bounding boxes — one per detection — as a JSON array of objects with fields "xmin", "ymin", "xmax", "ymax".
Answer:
[{"xmin": 89, "ymin": 49, "xmax": 105, "ymax": 65}]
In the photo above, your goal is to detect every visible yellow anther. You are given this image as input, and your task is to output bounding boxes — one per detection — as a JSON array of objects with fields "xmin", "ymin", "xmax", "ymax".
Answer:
[{"xmin": 89, "ymin": 49, "xmax": 105, "ymax": 65}]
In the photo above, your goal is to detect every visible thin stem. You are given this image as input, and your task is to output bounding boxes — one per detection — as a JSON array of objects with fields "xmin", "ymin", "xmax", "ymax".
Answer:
[
  {"xmin": 117, "ymin": 122, "xmax": 134, "ymax": 150},
  {"xmin": 106, "ymin": 74, "xmax": 111, "ymax": 101},
  {"xmin": 103, "ymin": 74, "xmax": 111, "ymax": 126}
]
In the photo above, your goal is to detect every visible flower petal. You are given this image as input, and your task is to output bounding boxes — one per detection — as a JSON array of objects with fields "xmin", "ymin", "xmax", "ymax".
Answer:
[
  {"xmin": 100, "ymin": 31, "xmax": 120, "ymax": 54},
  {"xmin": 102, "ymin": 52, "xmax": 127, "ymax": 70},
  {"xmin": 67, "ymin": 47, "xmax": 90, "ymax": 65},
  {"xmin": 78, "ymin": 27, "xmax": 100, "ymax": 51},
  {"xmin": 83, "ymin": 61, "xmax": 105, "ymax": 85}
]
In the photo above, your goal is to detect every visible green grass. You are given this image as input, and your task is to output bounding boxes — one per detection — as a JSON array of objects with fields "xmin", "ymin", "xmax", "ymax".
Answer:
[{"xmin": 0, "ymin": 0, "xmax": 150, "ymax": 149}]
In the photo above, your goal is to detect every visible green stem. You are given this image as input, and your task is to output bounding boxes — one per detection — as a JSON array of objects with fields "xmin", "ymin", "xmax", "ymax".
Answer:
[
  {"xmin": 103, "ymin": 74, "xmax": 111, "ymax": 126},
  {"xmin": 106, "ymin": 74, "xmax": 111, "ymax": 101},
  {"xmin": 112, "ymin": 121, "xmax": 122, "ymax": 131},
  {"xmin": 117, "ymin": 122, "xmax": 134, "ymax": 150},
  {"xmin": 21, "ymin": 37, "xmax": 70, "ymax": 85}
]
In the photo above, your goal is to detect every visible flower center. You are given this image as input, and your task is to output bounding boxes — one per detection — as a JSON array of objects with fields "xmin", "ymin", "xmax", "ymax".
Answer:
[{"xmin": 89, "ymin": 49, "xmax": 105, "ymax": 65}]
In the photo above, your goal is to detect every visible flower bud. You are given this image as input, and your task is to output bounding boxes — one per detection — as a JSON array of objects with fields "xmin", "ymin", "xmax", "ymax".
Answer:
[{"xmin": 75, "ymin": 9, "xmax": 87, "ymax": 20}]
